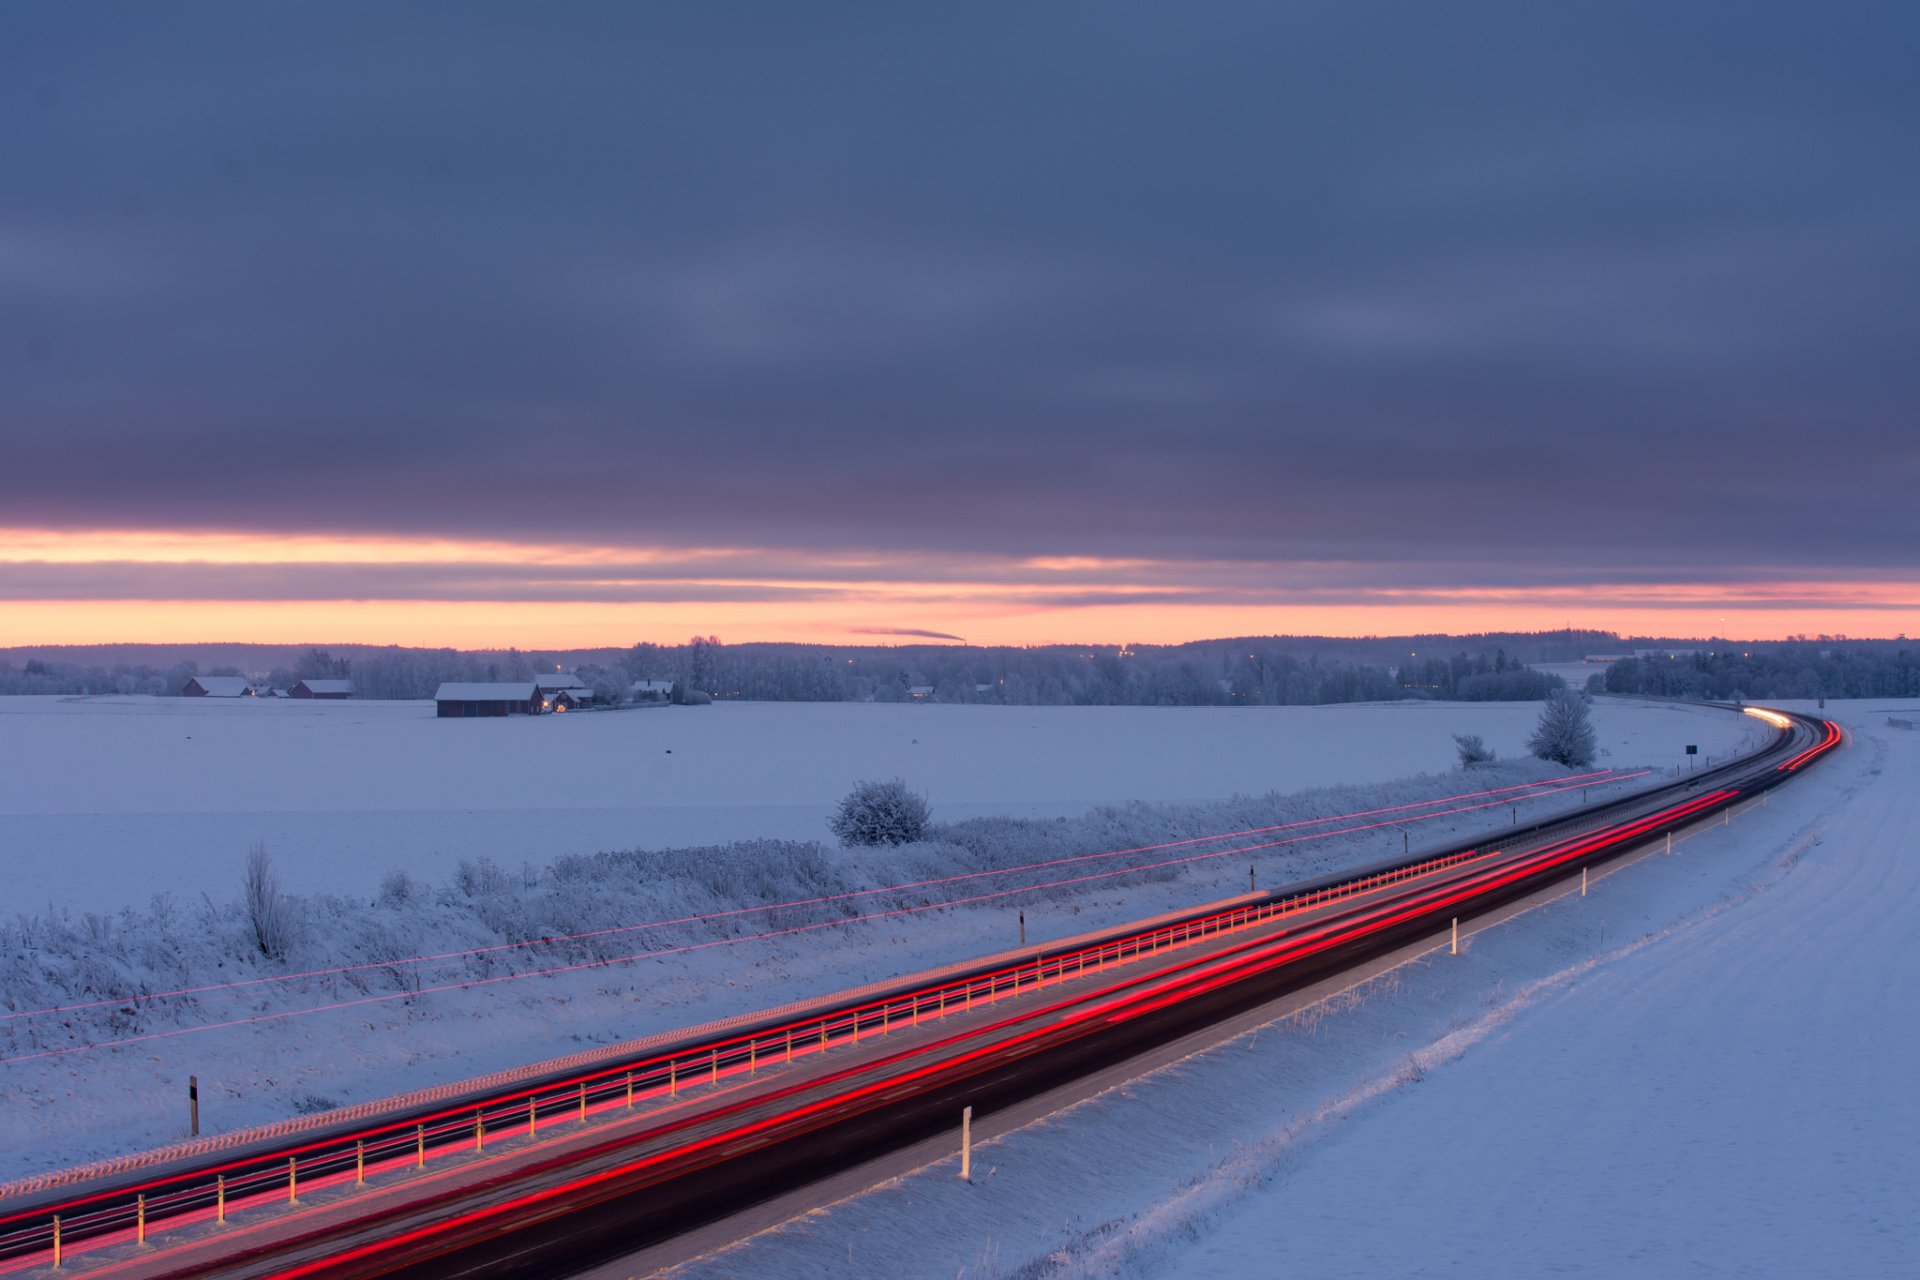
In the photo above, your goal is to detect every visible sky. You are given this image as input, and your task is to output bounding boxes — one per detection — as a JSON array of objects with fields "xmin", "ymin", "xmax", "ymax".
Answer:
[{"xmin": 3, "ymin": 2, "xmax": 1916, "ymax": 648}]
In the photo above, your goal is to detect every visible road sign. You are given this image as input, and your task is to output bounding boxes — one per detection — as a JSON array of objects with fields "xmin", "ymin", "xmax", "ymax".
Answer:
[{"xmin": 1685, "ymin": 744, "xmax": 1698, "ymax": 755}]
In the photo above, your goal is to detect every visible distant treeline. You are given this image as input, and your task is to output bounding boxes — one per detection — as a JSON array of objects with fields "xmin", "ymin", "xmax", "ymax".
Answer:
[
  {"xmin": 1597, "ymin": 642, "xmax": 1920, "ymax": 700},
  {"xmin": 0, "ymin": 636, "xmax": 1568, "ymax": 706}
]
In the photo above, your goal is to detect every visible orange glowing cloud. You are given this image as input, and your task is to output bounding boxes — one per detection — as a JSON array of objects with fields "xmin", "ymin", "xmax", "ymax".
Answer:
[{"xmin": 0, "ymin": 526, "xmax": 1916, "ymax": 647}]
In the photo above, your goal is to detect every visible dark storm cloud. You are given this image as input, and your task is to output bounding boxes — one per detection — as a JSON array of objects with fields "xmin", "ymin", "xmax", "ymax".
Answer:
[{"xmin": 3, "ymin": 1, "xmax": 1916, "ymax": 586}]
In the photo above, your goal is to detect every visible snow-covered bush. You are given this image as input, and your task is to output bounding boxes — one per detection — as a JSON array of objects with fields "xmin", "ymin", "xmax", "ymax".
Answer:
[
  {"xmin": 829, "ymin": 777, "xmax": 932, "ymax": 847},
  {"xmin": 1453, "ymin": 733, "xmax": 1496, "ymax": 767},
  {"xmin": 1528, "ymin": 688, "xmax": 1598, "ymax": 768},
  {"xmin": 242, "ymin": 843, "xmax": 294, "ymax": 962}
]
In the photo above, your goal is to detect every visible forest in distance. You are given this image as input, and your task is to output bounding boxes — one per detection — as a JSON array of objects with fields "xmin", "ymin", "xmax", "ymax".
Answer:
[{"xmin": 3, "ymin": 631, "xmax": 1914, "ymax": 706}]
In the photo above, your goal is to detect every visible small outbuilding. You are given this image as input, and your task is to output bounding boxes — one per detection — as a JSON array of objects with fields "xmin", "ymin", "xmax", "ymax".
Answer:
[
  {"xmin": 290, "ymin": 679, "xmax": 354, "ymax": 699},
  {"xmin": 182, "ymin": 676, "xmax": 255, "ymax": 698},
  {"xmin": 434, "ymin": 681, "xmax": 541, "ymax": 718}
]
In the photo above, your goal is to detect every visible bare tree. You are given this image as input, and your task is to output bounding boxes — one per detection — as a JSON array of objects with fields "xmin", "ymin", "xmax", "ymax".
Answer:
[{"xmin": 243, "ymin": 842, "xmax": 294, "ymax": 962}]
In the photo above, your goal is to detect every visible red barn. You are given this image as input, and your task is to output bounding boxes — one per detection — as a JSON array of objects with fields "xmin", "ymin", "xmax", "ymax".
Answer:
[
  {"xmin": 290, "ymin": 679, "xmax": 353, "ymax": 699},
  {"xmin": 434, "ymin": 681, "xmax": 540, "ymax": 718}
]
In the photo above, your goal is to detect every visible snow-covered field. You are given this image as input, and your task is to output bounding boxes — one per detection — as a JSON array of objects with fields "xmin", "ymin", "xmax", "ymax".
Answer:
[
  {"xmin": 0, "ymin": 695, "xmax": 1758, "ymax": 1186},
  {"xmin": 0, "ymin": 695, "xmax": 1747, "ymax": 912},
  {"xmin": 659, "ymin": 699, "xmax": 1915, "ymax": 1280}
]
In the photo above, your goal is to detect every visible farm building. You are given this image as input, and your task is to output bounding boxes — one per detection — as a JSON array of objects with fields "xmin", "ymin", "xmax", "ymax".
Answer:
[
  {"xmin": 536, "ymin": 674, "xmax": 594, "ymax": 710},
  {"xmin": 290, "ymin": 679, "xmax": 353, "ymax": 699},
  {"xmin": 434, "ymin": 682, "xmax": 541, "ymax": 718},
  {"xmin": 181, "ymin": 676, "xmax": 254, "ymax": 697},
  {"xmin": 629, "ymin": 678, "xmax": 673, "ymax": 701}
]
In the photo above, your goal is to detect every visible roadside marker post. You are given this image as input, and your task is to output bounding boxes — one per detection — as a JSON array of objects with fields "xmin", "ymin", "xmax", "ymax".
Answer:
[
  {"xmin": 1451, "ymin": 918, "xmax": 1459, "ymax": 955},
  {"xmin": 189, "ymin": 1075, "xmax": 199, "ymax": 1138},
  {"xmin": 217, "ymin": 1175, "xmax": 226, "ymax": 1222},
  {"xmin": 960, "ymin": 1106, "xmax": 973, "ymax": 1183},
  {"xmin": 1582, "ymin": 866, "xmax": 1588, "ymax": 896},
  {"xmin": 356, "ymin": 1140, "xmax": 365, "ymax": 1185},
  {"xmin": 136, "ymin": 1194, "xmax": 145, "ymax": 1246}
]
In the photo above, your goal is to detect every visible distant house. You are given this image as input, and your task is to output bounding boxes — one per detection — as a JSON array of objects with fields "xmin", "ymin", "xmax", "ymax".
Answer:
[
  {"xmin": 182, "ymin": 676, "xmax": 254, "ymax": 698},
  {"xmin": 535, "ymin": 673, "xmax": 594, "ymax": 710},
  {"xmin": 629, "ymin": 679, "xmax": 673, "ymax": 702},
  {"xmin": 907, "ymin": 685, "xmax": 935, "ymax": 701},
  {"xmin": 289, "ymin": 679, "xmax": 353, "ymax": 700},
  {"xmin": 434, "ymin": 681, "xmax": 541, "ymax": 718}
]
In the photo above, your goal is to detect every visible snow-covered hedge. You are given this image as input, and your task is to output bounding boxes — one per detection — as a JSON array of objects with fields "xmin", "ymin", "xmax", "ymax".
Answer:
[{"xmin": 0, "ymin": 758, "xmax": 1597, "ymax": 1065}]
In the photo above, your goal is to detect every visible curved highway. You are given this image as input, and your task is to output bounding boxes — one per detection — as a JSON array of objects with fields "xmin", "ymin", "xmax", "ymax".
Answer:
[{"xmin": 0, "ymin": 704, "xmax": 1841, "ymax": 1278}]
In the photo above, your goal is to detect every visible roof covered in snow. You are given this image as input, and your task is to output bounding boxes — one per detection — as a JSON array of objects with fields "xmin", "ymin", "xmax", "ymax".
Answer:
[
  {"xmin": 535, "ymin": 674, "xmax": 591, "ymax": 692},
  {"xmin": 293, "ymin": 679, "xmax": 353, "ymax": 695},
  {"xmin": 186, "ymin": 676, "xmax": 254, "ymax": 696},
  {"xmin": 433, "ymin": 682, "xmax": 538, "ymax": 701}
]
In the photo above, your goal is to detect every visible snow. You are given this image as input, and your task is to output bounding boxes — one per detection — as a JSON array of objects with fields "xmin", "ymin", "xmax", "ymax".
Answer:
[
  {"xmin": 0, "ymin": 696, "xmax": 1753, "ymax": 913},
  {"xmin": 0, "ymin": 696, "xmax": 1758, "ymax": 1187},
  {"xmin": 649, "ymin": 700, "xmax": 1915, "ymax": 1280}
]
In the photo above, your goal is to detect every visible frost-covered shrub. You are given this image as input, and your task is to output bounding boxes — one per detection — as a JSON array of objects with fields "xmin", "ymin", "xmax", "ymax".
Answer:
[
  {"xmin": 1529, "ymin": 688, "xmax": 1598, "ymax": 768},
  {"xmin": 450, "ymin": 857, "xmax": 513, "ymax": 899},
  {"xmin": 829, "ymin": 777, "xmax": 932, "ymax": 847},
  {"xmin": 377, "ymin": 871, "xmax": 421, "ymax": 908},
  {"xmin": 242, "ymin": 843, "xmax": 294, "ymax": 962},
  {"xmin": 1453, "ymin": 733, "xmax": 1496, "ymax": 767}
]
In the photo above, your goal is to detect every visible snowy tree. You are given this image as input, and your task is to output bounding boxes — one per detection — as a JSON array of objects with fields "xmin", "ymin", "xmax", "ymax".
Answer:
[
  {"xmin": 829, "ymin": 778, "xmax": 931, "ymax": 846},
  {"xmin": 1453, "ymin": 733, "xmax": 1496, "ymax": 767},
  {"xmin": 1528, "ymin": 688, "xmax": 1597, "ymax": 768}
]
